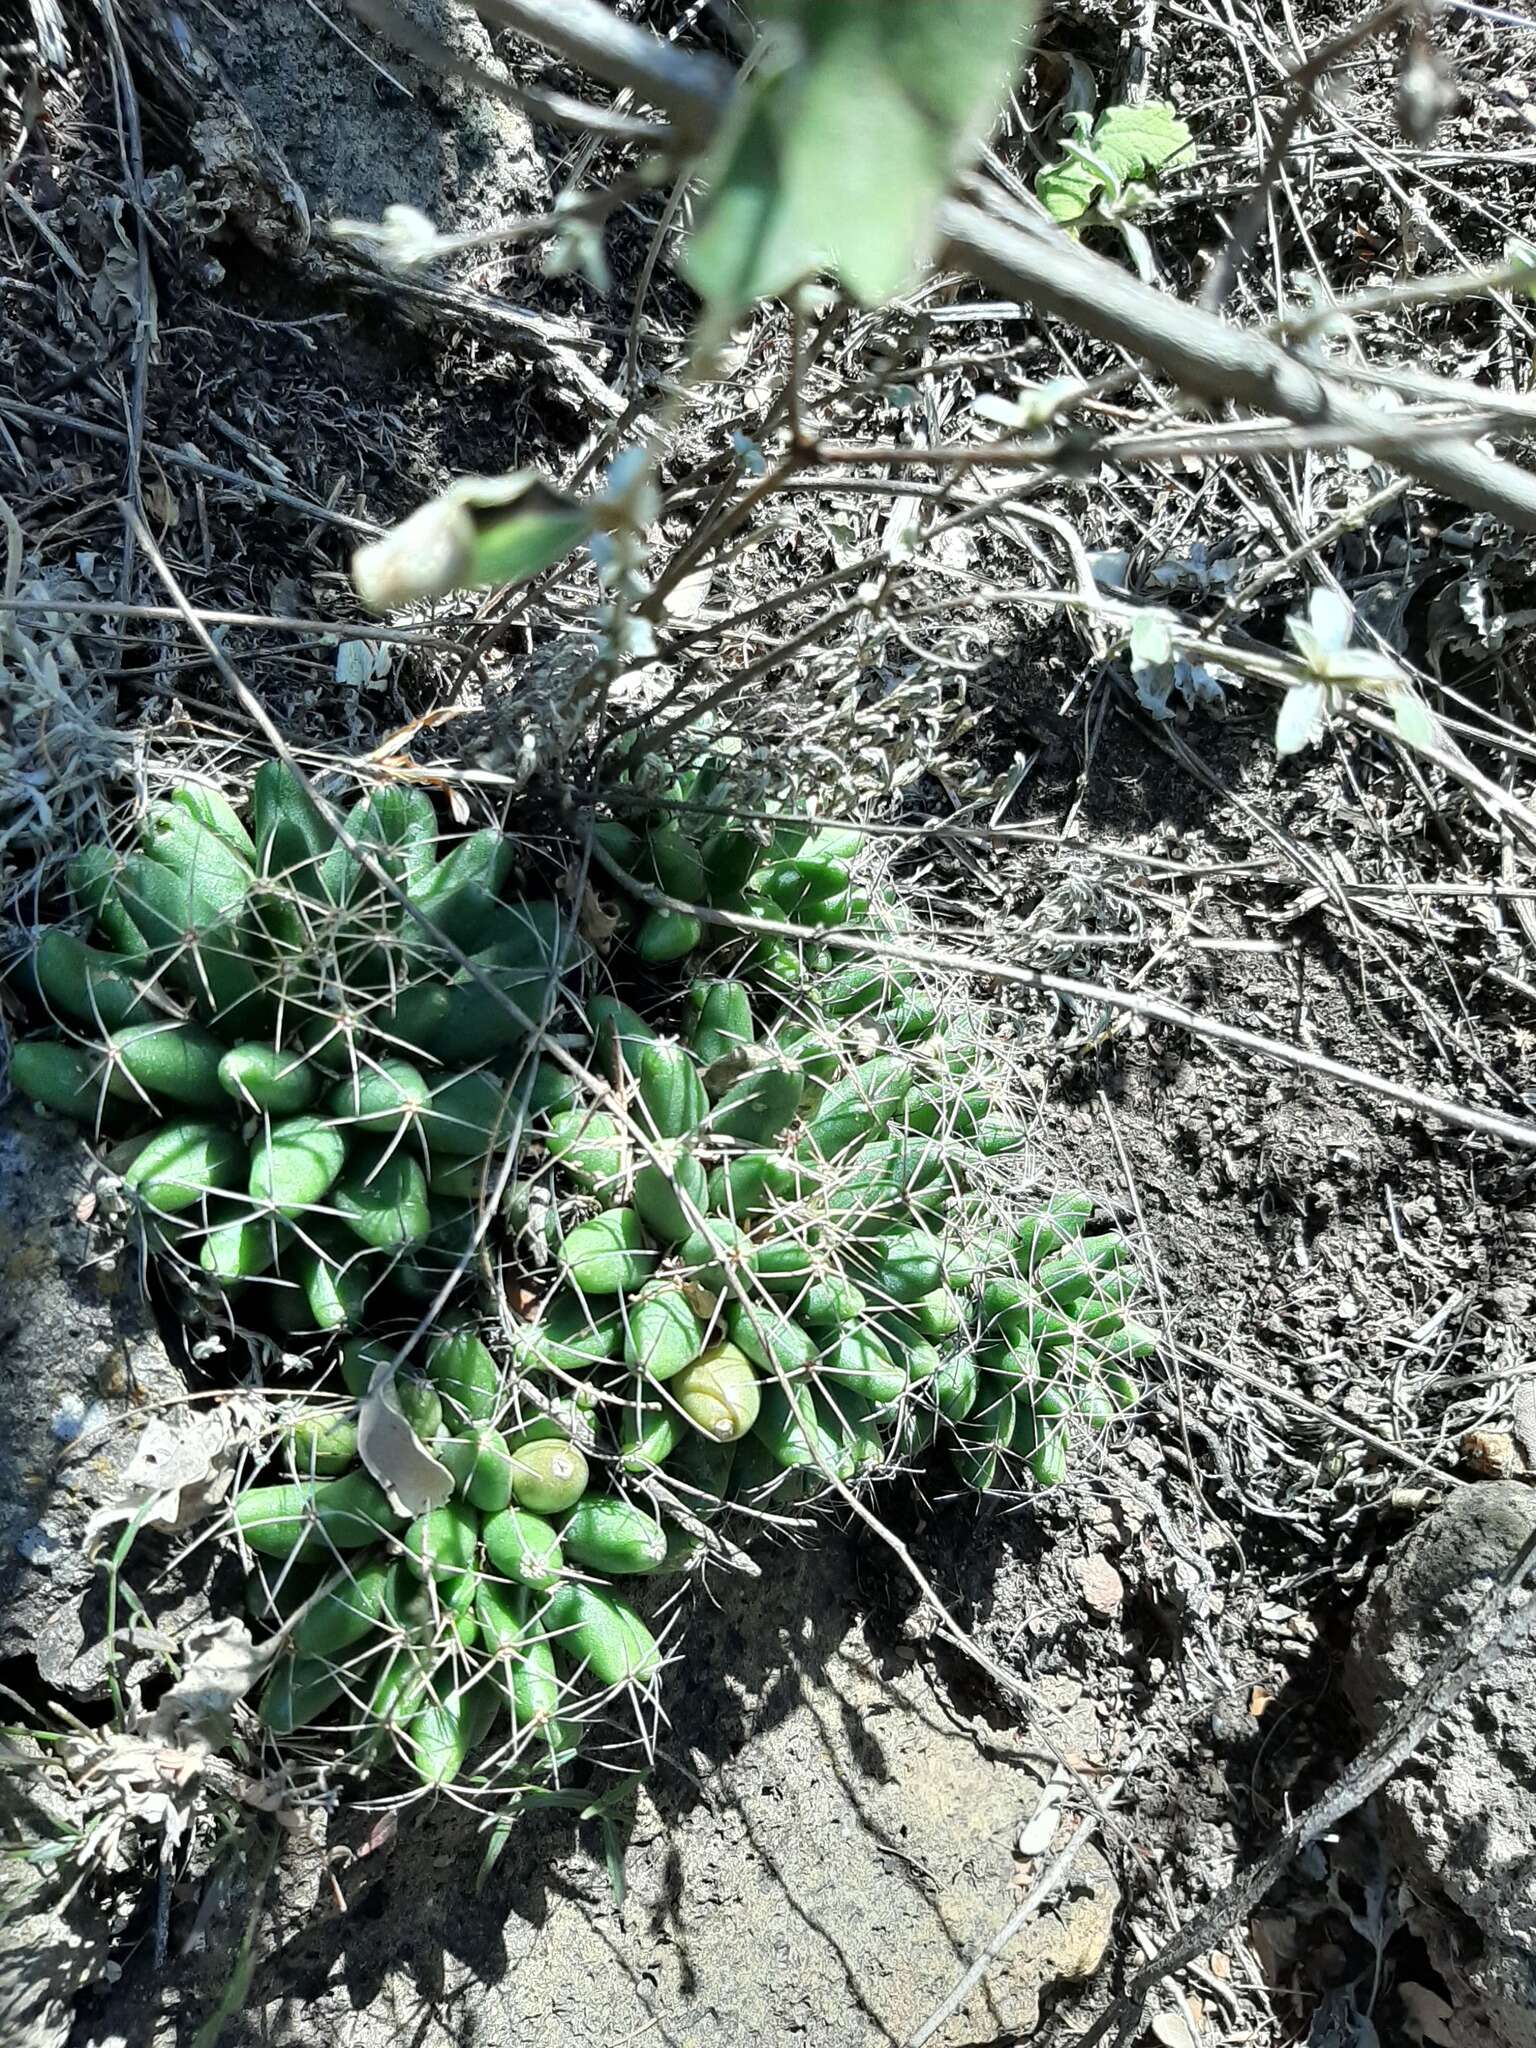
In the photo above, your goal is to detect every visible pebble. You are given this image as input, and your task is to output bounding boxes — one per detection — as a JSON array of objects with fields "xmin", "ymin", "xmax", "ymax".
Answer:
[{"xmin": 1075, "ymin": 1553, "xmax": 1124, "ymax": 1621}]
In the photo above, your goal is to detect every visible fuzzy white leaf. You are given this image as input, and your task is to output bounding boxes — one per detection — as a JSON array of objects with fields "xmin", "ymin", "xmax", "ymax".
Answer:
[
  {"xmin": 1316, "ymin": 647, "xmax": 1405, "ymax": 687},
  {"xmin": 1017, "ymin": 1768, "xmax": 1070, "ymax": 1856},
  {"xmin": 1390, "ymin": 690, "xmax": 1439, "ymax": 752},
  {"xmin": 1307, "ymin": 586, "xmax": 1354, "ymax": 652},
  {"xmin": 1129, "ymin": 613, "xmax": 1174, "ymax": 665},
  {"xmin": 972, "ymin": 392, "xmax": 1030, "ymax": 429},
  {"xmin": 1275, "ymin": 680, "xmax": 1328, "ymax": 755},
  {"xmin": 335, "ymin": 639, "xmax": 377, "ymax": 687}
]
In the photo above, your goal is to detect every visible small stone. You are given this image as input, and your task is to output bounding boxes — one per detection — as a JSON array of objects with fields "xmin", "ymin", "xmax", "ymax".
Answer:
[
  {"xmin": 1075, "ymin": 1554, "xmax": 1124, "ymax": 1621},
  {"xmin": 1460, "ymin": 1429, "xmax": 1517, "ymax": 1478}
]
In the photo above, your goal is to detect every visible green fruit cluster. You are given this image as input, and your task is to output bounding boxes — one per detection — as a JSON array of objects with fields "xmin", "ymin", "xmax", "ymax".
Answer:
[{"xmin": 6, "ymin": 759, "xmax": 1155, "ymax": 1797}]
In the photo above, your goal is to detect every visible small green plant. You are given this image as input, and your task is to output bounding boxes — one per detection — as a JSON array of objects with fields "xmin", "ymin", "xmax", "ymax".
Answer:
[
  {"xmin": 7, "ymin": 756, "xmax": 1154, "ymax": 1797},
  {"xmin": 1034, "ymin": 102, "xmax": 1194, "ymax": 227}
]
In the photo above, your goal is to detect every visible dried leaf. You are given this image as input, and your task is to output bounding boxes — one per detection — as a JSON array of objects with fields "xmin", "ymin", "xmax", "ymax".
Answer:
[
  {"xmin": 1150, "ymin": 2012, "xmax": 1203, "ymax": 2048},
  {"xmin": 146, "ymin": 1618, "xmax": 272, "ymax": 1743},
  {"xmin": 83, "ymin": 1398, "xmax": 265, "ymax": 1554},
  {"xmin": 357, "ymin": 1359, "xmax": 454, "ymax": 1517},
  {"xmin": 578, "ymin": 884, "xmax": 622, "ymax": 950},
  {"xmin": 1017, "ymin": 1766, "xmax": 1069, "ymax": 1856}
]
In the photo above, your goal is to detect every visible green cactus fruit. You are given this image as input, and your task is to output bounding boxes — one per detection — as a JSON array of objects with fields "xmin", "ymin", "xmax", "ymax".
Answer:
[
  {"xmin": 724, "ymin": 1301, "xmax": 815, "ymax": 1377},
  {"xmin": 559, "ymin": 1494, "xmax": 668, "ymax": 1575},
  {"xmin": 709, "ymin": 1061, "xmax": 804, "ymax": 1147},
  {"xmin": 636, "ymin": 1041, "xmax": 708, "ymax": 1141},
  {"xmin": 507, "ymin": 1435, "xmax": 590, "ymax": 1514},
  {"xmin": 423, "ymin": 1327, "xmax": 500, "ymax": 1423},
  {"xmin": 247, "ymin": 1116, "xmax": 348, "ymax": 1214},
  {"xmin": 820, "ymin": 1326, "xmax": 905, "ymax": 1406},
  {"xmin": 932, "ymin": 1347, "xmax": 979, "ymax": 1422},
  {"xmin": 644, "ymin": 824, "xmax": 705, "ymax": 900},
  {"xmin": 106, "ymin": 1021, "xmax": 228, "ymax": 1110},
  {"xmin": 326, "ymin": 1058, "xmax": 431, "ymax": 1129},
  {"xmin": 586, "ymin": 994, "xmax": 659, "ymax": 1079},
  {"xmin": 235, "ymin": 1472, "xmax": 405, "ymax": 1557},
  {"xmin": 617, "ymin": 1399, "xmax": 683, "ymax": 1474},
  {"xmin": 431, "ymin": 1423, "xmax": 509, "ymax": 1512},
  {"xmin": 286, "ymin": 1412, "xmax": 360, "ymax": 1477},
  {"xmin": 291, "ymin": 1554, "xmax": 395, "ymax": 1658},
  {"xmin": 632, "ymin": 1150, "xmax": 709, "ymax": 1244},
  {"xmin": 8, "ymin": 1040, "xmax": 105, "ymax": 1121},
  {"xmin": 672, "ymin": 1343, "xmax": 761, "ymax": 1441},
  {"xmin": 706, "ymin": 1149, "xmax": 794, "ymax": 1220},
  {"xmin": 32, "ymin": 931, "xmax": 149, "ymax": 1031},
  {"xmin": 676, "ymin": 1218, "xmax": 748, "ymax": 1294},
  {"xmin": 753, "ymin": 1381, "xmax": 853, "ymax": 1478},
  {"xmin": 909, "ymin": 1287, "xmax": 965, "ymax": 1340},
  {"xmin": 408, "ymin": 828, "xmax": 515, "ymax": 945},
  {"xmin": 801, "ymin": 1054, "xmax": 914, "ymax": 1161},
  {"xmin": 217, "ymin": 1043, "xmax": 319, "ymax": 1115},
  {"xmin": 686, "ymin": 980, "xmax": 755, "ymax": 1071},
  {"xmin": 701, "ymin": 827, "xmax": 761, "ymax": 901},
  {"xmin": 559, "ymin": 1208, "xmax": 655, "ymax": 1296},
  {"xmin": 199, "ymin": 1210, "xmax": 282, "ymax": 1284},
  {"xmin": 481, "ymin": 1506, "xmax": 564, "ymax": 1592},
  {"xmin": 333, "ymin": 1148, "xmax": 432, "ymax": 1250},
  {"xmin": 1015, "ymin": 1193, "xmax": 1095, "ymax": 1266},
  {"xmin": 403, "ymin": 1500, "xmax": 479, "ymax": 1582},
  {"xmin": 622, "ymin": 1287, "xmax": 702, "ymax": 1382},
  {"xmin": 543, "ymin": 1581, "xmax": 661, "ymax": 1686},
  {"xmin": 545, "ymin": 1106, "xmax": 624, "ymax": 1198},
  {"xmin": 251, "ymin": 760, "xmax": 335, "ymax": 899},
  {"xmin": 512, "ymin": 1293, "xmax": 623, "ymax": 1377},
  {"xmin": 422, "ymin": 1069, "xmax": 517, "ymax": 1156},
  {"xmin": 856, "ymin": 1226, "xmax": 946, "ymax": 1306},
  {"xmin": 258, "ymin": 1655, "xmax": 348, "ymax": 1735},
  {"xmin": 636, "ymin": 908, "xmax": 702, "ymax": 963},
  {"xmin": 799, "ymin": 1273, "xmax": 866, "ymax": 1326},
  {"xmin": 121, "ymin": 1121, "xmax": 246, "ymax": 1215}
]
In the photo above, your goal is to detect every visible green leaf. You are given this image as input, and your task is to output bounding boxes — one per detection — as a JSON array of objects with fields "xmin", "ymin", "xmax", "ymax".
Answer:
[
  {"xmin": 1036, "ymin": 101, "xmax": 1194, "ymax": 225},
  {"xmin": 685, "ymin": 0, "xmax": 1034, "ymax": 312},
  {"xmin": 351, "ymin": 473, "xmax": 593, "ymax": 609}
]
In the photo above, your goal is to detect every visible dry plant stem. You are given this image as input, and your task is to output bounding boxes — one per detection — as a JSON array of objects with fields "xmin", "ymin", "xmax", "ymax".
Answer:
[
  {"xmin": 936, "ymin": 197, "xmax": 1536, "ymax": 533},
  {"xmin": 468, "ymin": 0, "xmax": 733, "ymax": 137},
  {"xmin": 0, "ymin": 398, "xmax": 382, "ymax": 535},
  {"xmin": 586, "ymin": 854, "xmax": 1536, "ymax": 1154},
  {"xmin": 1062, "ymin": 1525, "xmax": 1536, "ymax": 2048},
  {"xmin": 903, "ymin": 1809, "xmax": 1107, "ymax": 2048},
  {"xmin": 432, "ymin": 0, "xmax": 1536, "ymax": 532},
  {"xmin": 343, "ymin": 0, "xmax": 671, "ymax": 140},
  {"xmin": 1199, "ymin": 0, "xmax": 1415, "ymax": 313}
]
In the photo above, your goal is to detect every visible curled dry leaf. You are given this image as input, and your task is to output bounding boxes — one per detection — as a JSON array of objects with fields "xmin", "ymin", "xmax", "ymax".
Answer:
[
  {"xmin": 357, "ymin": 1358, "xmax": 455, "ymax": 1517},
  {"xmin": 578, "ymin": 883, "xmax": 622, "ymax": 950},
  {"xmin": 83, "ymin": 1396, "xmax": 267, "ymax": 1555},
  {"xmin": 145, "ymin": 1617, "xmax": 273, "ymax": 1744}
]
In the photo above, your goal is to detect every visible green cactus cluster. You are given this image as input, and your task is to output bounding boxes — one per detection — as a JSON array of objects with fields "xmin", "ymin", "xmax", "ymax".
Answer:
[{"xmin": 4, "ymin": 755, "xmax": 1154, "ymax": 1797}]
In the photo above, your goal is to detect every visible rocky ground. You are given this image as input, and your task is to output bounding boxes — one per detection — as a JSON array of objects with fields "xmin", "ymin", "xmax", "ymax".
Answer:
[{"xmin": 3, "ymin": 2, "xmax": 1535, "ymax": 2046}]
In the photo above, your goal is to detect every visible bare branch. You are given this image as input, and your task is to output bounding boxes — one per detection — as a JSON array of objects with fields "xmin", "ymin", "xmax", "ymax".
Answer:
[
  {"xmin": 468, "ymin": 0, "xmax": 733, "ymax": 138},
  {"xmin": 936, "ymin": 195, "xmax": 1536, "ymax": 533}
]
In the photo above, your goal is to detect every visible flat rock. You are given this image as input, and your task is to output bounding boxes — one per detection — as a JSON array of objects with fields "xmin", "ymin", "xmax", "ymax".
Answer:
[
  {"xmin": 0, "ymin": 1110, "xmax": 186, "ymax": 1695},
  {"xmin": 1346, "ymin": 1481, "xmax": 1536, "ymax": 2048},
  {"xmin": 83, "ymin": 1537, "xmax": 1119, "ymax": 2048}
]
